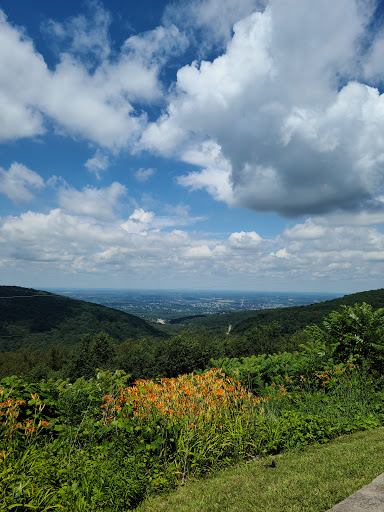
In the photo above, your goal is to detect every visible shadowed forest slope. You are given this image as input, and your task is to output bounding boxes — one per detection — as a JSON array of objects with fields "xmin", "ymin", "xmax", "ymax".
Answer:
[{"xmin": 0, "ymin": 286, "xmax": 165, "ymax": 352}]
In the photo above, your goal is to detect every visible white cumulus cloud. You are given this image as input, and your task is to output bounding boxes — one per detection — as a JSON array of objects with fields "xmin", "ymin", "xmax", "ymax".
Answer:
[
  {"xmin": 284, "ymin": 219, "xmax": 326, "ymax": 239},
  {"xmin": 121, "ymin": 208, "xmax": 155, "ymax": 233},
  {"xmin": 58, "ymin": 182, "xmax": 127, "ymax": 220},
  {"xmin": 85, "ymin": 150, "xmax": 110, "ymax": 177},
  {"xmin": 1, "ymin": 204, "xmax": 384, "ymax": 289},
  {"xmin": 142, "ymin": 0, "xmax": 384, "ymax": 217},
  {"xmin": 0, "ymin": 4, "xmax": 184, "ymax": 149},
  {"xmin": 0, "ymin": 163, "xmax": 45, "ymax": 203},
  {"xmin": 228, "ymin": 231, "xmax": 263, "ymax": 248}
]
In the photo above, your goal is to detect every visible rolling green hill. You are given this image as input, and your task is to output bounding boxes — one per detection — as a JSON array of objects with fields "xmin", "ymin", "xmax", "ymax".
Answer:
[
  {"xmin": 2, "ymin": 285, "xmax": 384, "ymax": 379},
  {"xmin": 0, "ymin": 286, "xmax": 165, "ymax": 352},
  {"xmin": 2, "ymin": 287, "xmax": 384, "ymax": 353},
  {"xmin": 170, "ymin": 288, "xmax": 384, "ymax": 335}
]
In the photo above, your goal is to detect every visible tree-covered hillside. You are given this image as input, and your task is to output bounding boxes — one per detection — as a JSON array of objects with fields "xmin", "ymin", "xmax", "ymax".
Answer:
[
  {"xmin": 2, "ymin": 286, "xmax": 384, "ymax": 382},
  {"xmin": 172, "ymin": 288, "xmax": 384, "ymax": 334},
  {"xmin": 0, "ymin": 286, "xmax": 165, "ymax": 352}
]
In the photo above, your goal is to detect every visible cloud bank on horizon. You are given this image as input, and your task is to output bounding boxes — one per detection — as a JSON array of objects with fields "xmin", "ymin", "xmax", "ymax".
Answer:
[{"xmin": 0, "ymin": 0, "xmax": 384, "ymax": 292}]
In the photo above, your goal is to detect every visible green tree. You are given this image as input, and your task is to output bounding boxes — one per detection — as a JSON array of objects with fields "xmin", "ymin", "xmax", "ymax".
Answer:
[
  {"xmin": 241, "ymin": 322, "xmax": 286, "ymax": 356},
  {"xmin": 305, "ymin": 303, "xmax": 384, "ymax": 370},
  {"xmin": 63, "ymin": 332, "xmax": 118, "ymax": 380},
  {"xmin": 116, "ymin": 337, "xmax": 158, "ymax": 381},
  {"xmin": 92, "ymin": 332, "xmax": 117, "ymax": 369}
]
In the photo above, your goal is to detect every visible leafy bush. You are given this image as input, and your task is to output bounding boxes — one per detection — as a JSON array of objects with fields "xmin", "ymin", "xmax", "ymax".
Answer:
[{"xmin": 304, "ymin": 302, "xmax": 384, "ymax": 371}]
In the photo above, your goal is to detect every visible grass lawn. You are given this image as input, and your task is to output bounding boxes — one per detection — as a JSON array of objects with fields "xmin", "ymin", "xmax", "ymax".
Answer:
[{"xmin": 136, "ymin": 427, "xmax": 384, "ymax": 512}]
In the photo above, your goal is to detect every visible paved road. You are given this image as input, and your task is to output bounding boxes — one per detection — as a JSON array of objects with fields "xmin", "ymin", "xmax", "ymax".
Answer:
[{"xmin": 326, "ymin": 473, "xmax": 384, "ymax": 512}]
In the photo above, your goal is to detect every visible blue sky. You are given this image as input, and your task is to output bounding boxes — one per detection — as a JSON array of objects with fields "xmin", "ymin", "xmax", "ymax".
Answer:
[{"xmin": 1, "ymin": 0, "xmax": 384, "ymax": 293}]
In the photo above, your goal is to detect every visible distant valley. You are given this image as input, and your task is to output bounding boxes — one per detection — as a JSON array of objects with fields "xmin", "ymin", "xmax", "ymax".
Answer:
[{"xmin": 46, "ymin": 288, "xmax": 343, "ymax": 323}]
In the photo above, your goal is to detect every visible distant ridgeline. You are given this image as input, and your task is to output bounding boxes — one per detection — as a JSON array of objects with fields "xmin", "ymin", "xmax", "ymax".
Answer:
[
  {"xmin": 0, "ymin": 286, "xmax": 166, "ymax": 352},
  {"xmin": 167, "ymin": 288, "xmax": 384, "ymax": 335},
  {"xmin": 2, "ymin": 287, "xmax": 384, "ymax": 351},
  {"xmin": 2, "ymin": 285, "xmax": 384, "ymax": 382}
]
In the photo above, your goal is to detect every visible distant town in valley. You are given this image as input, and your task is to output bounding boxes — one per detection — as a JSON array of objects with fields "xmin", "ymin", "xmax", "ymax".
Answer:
[{"xmin": 47, "ymin": 289, "xmax": 344, "ymax": 323}]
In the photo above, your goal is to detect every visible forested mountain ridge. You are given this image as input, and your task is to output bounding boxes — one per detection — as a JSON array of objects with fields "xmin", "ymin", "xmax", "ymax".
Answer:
[
  {"xmin": 2, "ymin": 285, "xmax": 384, "ymax": 382},
  {"xmin": 0, "ymin": 286, "xmax": 165, "ymax": 352},
  {"xmin": 172, "ymin": 288, "xmax": 384, "ymax": 334},
  {"xmin": 2, "ymin": 286, "xmax": 384, "ymax": 352}
]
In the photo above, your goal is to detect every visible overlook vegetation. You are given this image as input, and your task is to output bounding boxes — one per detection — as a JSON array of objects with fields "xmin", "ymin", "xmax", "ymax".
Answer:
[{"xmin": 1, "ymin": 287, "xmax": 384, "ymax": 510}]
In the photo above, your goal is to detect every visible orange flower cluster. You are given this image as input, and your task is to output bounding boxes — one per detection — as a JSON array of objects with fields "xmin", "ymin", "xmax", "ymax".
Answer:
[
  {"xmin": 0, "ymin": 389, "xmax": 51, "ymax": 438},
  {"xmin": 314, "ymin": 370, "xmax": 331, "ymax": 385},
  {"xmin": 101, "ymin": 368, "xmax": 255, "ymax": 427},
  {"xmin": 314, "ymin": 363, "xmax": 354, "ymax": 386}
]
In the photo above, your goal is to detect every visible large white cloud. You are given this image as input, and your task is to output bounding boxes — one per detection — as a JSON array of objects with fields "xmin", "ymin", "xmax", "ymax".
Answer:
[
  {"xmin": 0, "ymin": 207, "xmax": 210, "ymax": 275},
  {"xmin": 3, "ymin": 0, "xmax": 384, "ymax": 218},
  {"xmin": 0, "ymin": 209, "xmax": 121, "ymax": 263},
  {"xmin": 141, "ymin": 0, "xmax": 384, "ymax": 217},
  {"xmin": 177, "ymin": 140, "xmax": 233, "ymax": 203},
  {"xmin": 164, "ymin": 0, "xmax": 264, "ymax": 51},
  {"xmin": 0, "ymin": 5, "xmax": 185, "ymax": 148},
  {"xmin": 1, "ymin": 202, "xmax": 383, "ymax": 288}
]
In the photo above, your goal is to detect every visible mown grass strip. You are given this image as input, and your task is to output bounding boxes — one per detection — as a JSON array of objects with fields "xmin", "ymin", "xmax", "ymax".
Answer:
[{"xmin": 136, "ymin": 427, "xmax": 384, "ymax": 512}]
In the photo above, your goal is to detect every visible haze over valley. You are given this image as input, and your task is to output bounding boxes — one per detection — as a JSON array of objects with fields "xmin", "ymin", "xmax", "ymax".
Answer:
[{"xmin": 47, "ymin": 288, "xmax": 343, "ymax": 323}]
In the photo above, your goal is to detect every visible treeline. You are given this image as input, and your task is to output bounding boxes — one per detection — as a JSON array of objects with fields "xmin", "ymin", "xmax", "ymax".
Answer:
[
  {"xmin": 2, "ymin": 286, "xmax": 384, "ymax": 384},
  {"xmin": 3, "ymin": 299, "xmax": 384, "ymax": 383},
  {"xmin": 0, "ymin": 322, "xmax": 297, "ymax": 381}
]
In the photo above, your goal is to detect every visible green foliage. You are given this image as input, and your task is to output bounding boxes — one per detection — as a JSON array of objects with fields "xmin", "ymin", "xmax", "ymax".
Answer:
[
  {"xmin": 63, "ymin": 332, "xmax": 118, "ymax": 381},
  {"xmin": 3, "ymin": 286, "xmax": 384, "ymax": 383},
  {"xmin": 158, "ymin": 330, "xmax": 226, "ymax": 377},
  {"xmin": 303, "ymin": 303, "xmax": 384, "ymax": 372},
  {"xmin": 211, "ymin": 348, "xmax": 328, "ymax": 395},
  {"xmin": 116, "ymin": 337, "xmax": 159, "ymax": 381},
  {"xmin": 115, "ymin": 330, "xmax": 229, "ymax": 381},
  {"xmin": 241, "ymin": 322, "xmax": 286, "ymax": 356},
  {"xmin": 173, "ymin": 288, "xmax": 384, "ymax": 335},
  {"xmin": 2, "ymin": 359, "xmax": 384, "ymax": 510}
]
